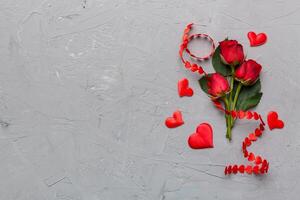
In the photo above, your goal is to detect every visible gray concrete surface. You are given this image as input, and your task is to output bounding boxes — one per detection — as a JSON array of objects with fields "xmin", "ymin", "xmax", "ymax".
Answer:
[{"xmin": 0, "ymin": 0, "xmax": 300, "ymax": 199}]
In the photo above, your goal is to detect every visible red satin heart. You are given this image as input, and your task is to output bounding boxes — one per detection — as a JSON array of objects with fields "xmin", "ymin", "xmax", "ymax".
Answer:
[
  {"xmin": 267, "ymin": 111, "xmax": 284, "ymax": 130},
  {"xmin": 247, "ymin": 31, "xmax": 267, "ymax": 47},
  {"xmin": 178, "ymin": 78, "xmax": 194, "ymax": 97},
  {"xmin": 165, "ymin": 110, "xmax": 184, "ymax": 128},
  {"xmin": 188, "ymin": 123, "xmax": 213, "ymax": 149}
]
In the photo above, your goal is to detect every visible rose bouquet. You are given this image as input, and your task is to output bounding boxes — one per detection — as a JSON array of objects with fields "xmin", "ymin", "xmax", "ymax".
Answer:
[
  {"xmin": 174, "ymin": 23, "xmax": 285, "ymax": 175},
  {"xmin": 199, "ymin": 39, "xmax": 262, "ymax": 141}
]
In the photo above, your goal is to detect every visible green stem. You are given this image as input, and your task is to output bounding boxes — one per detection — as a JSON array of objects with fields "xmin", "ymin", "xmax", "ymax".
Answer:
[
  {"xmin": 222, "ymin": 97, "xmax": 231, "ymax": 140},
  {"xmin": 232, "ymin": 82, "xmax": 242, "ymax": 110},
  {"xmin": 230, "ymin": 82, "xmax": 243, "ymax": 127},
  {"xmin": 228, "ymin": 66, "xmax": 235, "ymax": 128}
]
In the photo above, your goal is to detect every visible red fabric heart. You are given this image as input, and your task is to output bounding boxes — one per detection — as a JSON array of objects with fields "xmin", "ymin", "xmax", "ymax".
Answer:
[
  {"xmin": 165, "ymin": 110, "xmax": 184, "ymax": 128},
  {"xmin": 178, "ymin": 78, "xmax": 194, "ymax": 97},
  {"xmin": 267, "ymin": 111, "xmax": 284, "ymax": 130},
  {"xmin": 188, "ymin": 123, "xmax": 213, "ymax": 149},
  {"xmin": 247, "ymin": 32, "xmax": 267, "ymax": 47}
]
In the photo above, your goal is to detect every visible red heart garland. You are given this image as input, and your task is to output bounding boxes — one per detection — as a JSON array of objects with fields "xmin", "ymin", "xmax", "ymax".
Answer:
[
  {"xmin": 267, "ymin": 111, "xmax": 284, "ymax": 130},
  {"xmin": 165, "ymin": 110, "xmax": 184, "ymax": 128},
  {"xmin": 178, "ymin": 78, "xmax": 194, "ymax": 97},
  {"xmin": 247, "ymin": 31, "xmax": 267, "ymax": 47},
  {"xmin": 188, "ymin": 123, "xmax": 213, "ymax": 149}
]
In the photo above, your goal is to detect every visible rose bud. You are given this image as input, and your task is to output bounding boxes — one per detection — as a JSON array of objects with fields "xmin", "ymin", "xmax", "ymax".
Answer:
[
  {"xmin": 207, "ymin": 73, "xmax": 230, "ymax": 99},
  {"xmin": 219, "ymin": 40, "xmax": 245, "ymax": 66},
  {"xmin": 235, "ymin": 59, "xmax": 262, "ymax": 85}
]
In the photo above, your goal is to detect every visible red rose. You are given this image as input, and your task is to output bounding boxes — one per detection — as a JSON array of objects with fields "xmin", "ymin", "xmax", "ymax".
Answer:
[
  {"xmin": 235, "ymin": 59, "xmax": 262, "ymax": 85},
  {"xmin": 219, "ymin": 40, "xmax": 244, "ymax": 66},
  {"xmin": 207, "ymin": 73, "xmax": 230, "ymax": 99}
]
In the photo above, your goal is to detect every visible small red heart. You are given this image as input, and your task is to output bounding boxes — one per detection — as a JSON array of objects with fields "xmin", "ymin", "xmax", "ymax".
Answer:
[
  {"xmin": 238, "ymin": 165, "xmax": 245, "ymax": 173},
  {"xmin": 253, "ymin": 165, "xmax": 259, "ymax": 174},
  {"xmin": 165, "ymin": 110, "xmax": 184, "ymax": 128},
  {"xmin": 178, "ymin": 78, "xmax": 194, "ymax": 97},
  {"xmin": 188, "ymin": 123, "xmax": 213, "ymax": 149},
  {"xmin": 248, "ymin": 152, "xmax": 255, "ymax": 161},
  {"xmin": 247, "ymin": 31, "xmax": 267, "ymax": 47},
  {"xmin": 255, "ymin": 128, "xmax": 262, "ymax": 137},
  {"xmin": 245, "ymin": 165, "xmax": 252, "ymax": 174},
  {"xmin": 267, "ymin": 111, "xmax": 284, "ymax": 130},
  {"xmin": 248, "ymin": 133, "xmax": 257, "ymax": 141},
  {"xmin": 243, "ymin": 150, "xmax": 248, "ymax": 158},
  {"xmin": 255, "ymin": 156, "xmax": 262, "ymax": 165},
  {"xmin": 232, "ymin": 165, "xmax": 238, "ymax": 174},
  {"xmin": 244, "ymin": 137, "xmax": 252, "ymax": 147}
]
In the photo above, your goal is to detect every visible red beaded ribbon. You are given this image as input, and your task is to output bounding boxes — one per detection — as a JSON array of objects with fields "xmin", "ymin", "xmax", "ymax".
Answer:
[
  {"xmin": 179, "ymin": 23, "xmax": 269, "ymax": 175},
  {"xmin": 179, "ymin": 23, "xmax": 216, "ymax": 75},
  {"xmin": 212, "ymin": 100, "xmax": 269, "ymax": 175}
]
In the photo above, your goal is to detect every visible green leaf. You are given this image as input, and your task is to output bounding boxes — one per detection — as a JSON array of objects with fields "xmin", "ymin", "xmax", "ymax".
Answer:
[
  {"xmin": 212, "ymin": 45, "xmax": 232, "ymax": 76},
  {"xmin": 236, "ymin": 92, "xmax": 263, "ymax": 111},
  {"xmin": 198, "ymin": 75, "xmax": 209, "ymax": 94},
  {"xmin": 236, "ymin": 79, "xmax": 262, "ymax": 110},
  {"xmin": 237, "ymin": 79, "xmax": 261, "ymax": 102}
]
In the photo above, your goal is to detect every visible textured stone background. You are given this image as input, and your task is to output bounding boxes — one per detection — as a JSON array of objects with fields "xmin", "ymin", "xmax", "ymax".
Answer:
[{"xmin": 0, "ymin": 0, "xmax": 300, "ymax": 199}]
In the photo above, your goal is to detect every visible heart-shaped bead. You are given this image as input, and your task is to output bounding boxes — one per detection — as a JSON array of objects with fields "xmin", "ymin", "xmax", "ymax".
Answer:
[
  {"xmin": 248, "ymin": 133, "xmax": 257, "ymax": 141},
  {"xmin": 245, "ymin": 165, "xmax": 253, "ymax": 174},
  {"xmin": 248, "ymin": 152, "xmax": 255, "ymax": 161}
]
